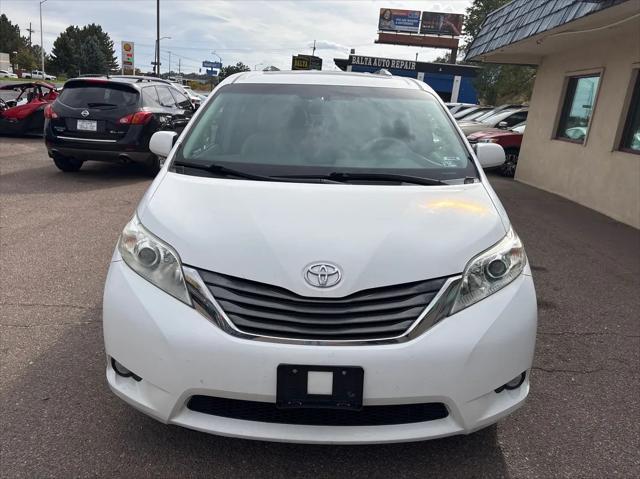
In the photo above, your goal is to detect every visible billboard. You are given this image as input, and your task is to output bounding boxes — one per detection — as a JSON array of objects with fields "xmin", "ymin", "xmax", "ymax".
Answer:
[
  {"xmin": 291, "ymin": 55, "xmax": 322, "ymax": 70},
  {"xmin": 121, "ymin": 41, "xmax": 134, "ymax": 74},
  {"xmin": 378, "ymin": 8, "xmax": 421, "ymax": 33},
  {"xmin": 420, "ymin": 12, "xmax": 464, "ymax": 36},
  {"xmin": 203, "ymin": 60, "xmax": 222, "ymax": 69}
]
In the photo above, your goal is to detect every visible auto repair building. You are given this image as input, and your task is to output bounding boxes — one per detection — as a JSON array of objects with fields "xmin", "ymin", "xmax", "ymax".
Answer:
[
  {"xmin": 466, "ymin": 0, "xmax": 640, "ymax": 228},
  {"xmin": 334, "ymin": 55, "xmax": 480, "ymax": 103}
]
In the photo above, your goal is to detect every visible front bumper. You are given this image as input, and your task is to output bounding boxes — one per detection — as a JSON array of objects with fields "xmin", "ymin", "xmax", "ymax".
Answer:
[{"xmin": 103, "ymin": 260, "xmax": 537, "ymax": 444}]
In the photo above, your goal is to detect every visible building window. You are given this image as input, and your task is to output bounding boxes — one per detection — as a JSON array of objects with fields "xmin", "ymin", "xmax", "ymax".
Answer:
[
  {"xmin": 555, "ymin": 74, "xmax": 601, "ymax": 144},
  {"xmin": 620, "ymin": 72, "xmax": 640, "ymax": 154}
]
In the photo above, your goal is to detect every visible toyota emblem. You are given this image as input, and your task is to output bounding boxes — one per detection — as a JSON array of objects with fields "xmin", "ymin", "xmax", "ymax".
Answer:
[
  {"xmin": 81, "ymin": 110, "xmax": 90, "ymax": 118},
  {"xmin": 304, "ymin": 263, "xmax": 342, "ymax": 288}
]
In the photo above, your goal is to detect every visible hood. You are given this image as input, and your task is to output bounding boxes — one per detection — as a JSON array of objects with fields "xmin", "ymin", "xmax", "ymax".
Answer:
[
  {"xmin": 139, "ymin": 173, "xmax": 507, "ymax": 297},
  {"xmin": 468, "ymin": 128, "xmax": 518, "ymax": 140},
  {"xmin": 460, "ymin": 122, "xmax": 493, "ymax": 136}
]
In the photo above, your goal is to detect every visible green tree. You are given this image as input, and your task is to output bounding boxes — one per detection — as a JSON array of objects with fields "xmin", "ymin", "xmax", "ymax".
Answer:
[
  {"xmin": 0, "ymin": 14, "xmax": 25, "ymax": 53},
  {"xmin": 463, "ymin": 0, "xmax": 536, "ymax": 105},
  {"xmin": 15, "ymin": 49, "xmax": 37, "ymax": 71},
  {"xmin": 79, "ymin": 36, "xmax": 107, "ymax": 74},
  {"xmin": 80, "ymin": 24, "xmax": 118, "ymax": 71},
  {"xmin": 49, "ymin": 24, "xmax": 118, "ymax": 77},
  {"xmin": 462, "ymin": 0, "xmax": 509, "ymax": 49},
  {"xmin": 50, "ymin": 26, "xmax": 80, "ymax": 76},
  {"xmin": 218, "ymin": 62, "xmax": 251, "ymax": 81}
]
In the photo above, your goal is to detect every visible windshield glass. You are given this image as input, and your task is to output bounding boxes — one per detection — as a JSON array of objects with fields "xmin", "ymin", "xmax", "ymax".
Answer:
[
  {"xmin": 59, "ymin": 82, "xmax": 138, "ymax": 108},
  {"xmin": 479, "ymin": 109, "xmax": 517, "ymax": 124},
  {"xmin": 463, "ymin": 108, "xmax": 494, "ymax": 121},
  {"xmin": 176, "ymin": 84, "xmax": 476, "ymax": 182}
]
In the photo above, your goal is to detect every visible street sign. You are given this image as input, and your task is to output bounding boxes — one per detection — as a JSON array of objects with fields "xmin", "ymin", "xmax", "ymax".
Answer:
[
  {"xmin": 203, "ymin": 60, "xmax": 222, "ymax": 69},
  {"xmin": 121, "ymin": 41, "xmax": 135, "ymax": 75},
  {"xmin": 291, "ymin": 55, "xmax": 322, "ymax": 71},
  {"xmin": 206, "ymin": 68, "xmax": 219, "ymax": 77}
]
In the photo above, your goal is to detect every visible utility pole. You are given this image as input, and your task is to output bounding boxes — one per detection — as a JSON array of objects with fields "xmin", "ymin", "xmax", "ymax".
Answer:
[
  {"xmin": 156, "ymin": 0, "xmax": 160, "ymax": 75},
  {"xmin": 167, "ymin": 51, "xmax": 171, "ymax": 74},
  {"xmin": 39, "ymin": 0, "xmax": 48, "ymax": 74},
  {"xmin": 26, "ymin": 22, "xmax": 34, "ymax": 46},
  {"xmin": 178, "ymin": 58, "xmax": 181, "ymax": 74}
]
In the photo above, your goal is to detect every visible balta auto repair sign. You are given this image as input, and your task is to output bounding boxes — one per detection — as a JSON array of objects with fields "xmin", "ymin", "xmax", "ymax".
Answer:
[{"xmin": 349, "ymin": 55, "xmax": 416, "ymax": 71}]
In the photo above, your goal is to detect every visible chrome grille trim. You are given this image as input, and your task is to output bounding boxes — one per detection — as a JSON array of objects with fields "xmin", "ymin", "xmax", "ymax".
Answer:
[{"xmin": 183, "ymin": 266, "xmax": 461, "ymax": 346}]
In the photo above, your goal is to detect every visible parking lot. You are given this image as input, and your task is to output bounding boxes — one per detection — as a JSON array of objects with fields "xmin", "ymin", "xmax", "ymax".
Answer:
[{"xmin": 1, "ymin": 135, "xmax": 638, "ymax": 478}]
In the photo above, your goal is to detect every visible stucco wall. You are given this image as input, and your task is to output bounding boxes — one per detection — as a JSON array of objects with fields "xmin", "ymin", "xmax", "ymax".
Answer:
[{"xmin": 516, "ymin": 27, "xmax": 640, "ymax": 228}]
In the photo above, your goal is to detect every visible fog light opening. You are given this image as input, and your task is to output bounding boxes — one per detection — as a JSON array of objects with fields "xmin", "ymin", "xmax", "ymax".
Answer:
[
  {"xmin": 111, "ymin": 358, "xmax": 142, "ymax": 382},
  {"xmin": 495, "ymin": 371, "xmax": 526, "ymax": 393}
]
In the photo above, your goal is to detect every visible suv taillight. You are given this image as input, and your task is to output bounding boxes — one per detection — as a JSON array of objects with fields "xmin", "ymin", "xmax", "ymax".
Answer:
[
  {"xmin": 44, "ymin": 104, "xmax": 58, "ymax": 119},
  {"xmin": 118, "ymin": 111, "xmax": 153, "ymax": 125}
]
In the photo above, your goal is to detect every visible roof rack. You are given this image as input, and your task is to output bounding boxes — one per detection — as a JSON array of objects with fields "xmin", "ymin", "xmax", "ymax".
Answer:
[
  {"xmin": 110, "ymin": 75, "xmax": 171, "ymax": 84},
  {"xmin": 78, "ymin": 73, "xmax": 110, "ymax": 78}
]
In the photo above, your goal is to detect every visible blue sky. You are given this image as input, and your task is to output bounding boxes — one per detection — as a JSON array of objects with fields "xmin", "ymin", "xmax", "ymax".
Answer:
[{"xmin": 2, "ymin": 0, "xmax": 471, "ymax": 73}]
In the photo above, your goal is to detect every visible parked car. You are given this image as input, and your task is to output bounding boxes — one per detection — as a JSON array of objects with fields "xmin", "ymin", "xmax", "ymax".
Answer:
[
  {"xmin": 0, "ymin": 69, "xmax": 18, "ymax": 79},
  {"xmin": 0, "ymin": 81, "xmax": 58, "ymax": 136},
  {"xmin": 23, "ymin": 70, "xmax": 56, "ymax": 81},
  {"xmin": 180, "ymin": 85, "xmax": 203, "ymax": 110},
  {"xmin": 453, "ymin": 105, "xmax": 493, "ymax": 120},
  {"xmin": 111, "ymin": 75, "xmax": 201, "ymax": 110},
  {"xmin": 468, "ymin": 123, "xmax": 526, "ymax": 177},
  {"xmin": 459, "ymin": 104, "xmax": 523, "ymax": 123},
  {"xmin": 459, "ymin": 108, "xmax": 528, "ymax": 136},
  {"xmin": 44, "ymin": 76, "xmax": 195, "ymax": 173},
  {"xmin": 103, "ymin": 70, "xmax": 536, "ymax": 444},
  {"xmin": 445, "ymin": 102, "xmax": 476, "ymax": 114}
]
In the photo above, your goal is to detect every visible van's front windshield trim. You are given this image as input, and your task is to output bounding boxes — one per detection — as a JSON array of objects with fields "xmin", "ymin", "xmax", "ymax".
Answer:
[{"xmin": 172, "ymin": 83, "xmax": 479, "ymax": 184}]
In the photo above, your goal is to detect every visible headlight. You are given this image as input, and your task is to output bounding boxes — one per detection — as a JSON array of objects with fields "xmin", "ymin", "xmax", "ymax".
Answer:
[
  {"xmin": 450, "ymin": 227, "xmax": 526, "ymax": 314},
  {"xmin": 478, "ymin": 138, "xmax": 498, "ymax": 143},
  {"xmin": 118, "ymin": 215, "xmax": 191, "ymax": 305}
]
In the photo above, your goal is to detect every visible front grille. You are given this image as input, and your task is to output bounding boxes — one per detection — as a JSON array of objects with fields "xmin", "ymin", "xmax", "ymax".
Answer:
[
  {"xmin": 195, "ymin": 269, "xmax": 446, "ymax": 341},
  {"xmin": 187, "ymin": 396, "xmax": 449, "ymax": 426}
]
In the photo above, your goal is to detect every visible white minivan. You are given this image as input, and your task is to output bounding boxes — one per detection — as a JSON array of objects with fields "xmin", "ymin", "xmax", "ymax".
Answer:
[{"xmin": 103, "ymin": 71, "xmax": 537, "ymax": 444}]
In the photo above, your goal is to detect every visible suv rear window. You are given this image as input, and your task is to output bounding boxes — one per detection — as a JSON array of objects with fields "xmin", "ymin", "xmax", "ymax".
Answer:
[{"xmin": 59, "ymin": 82, "xmax": 139, "ymax": 108}]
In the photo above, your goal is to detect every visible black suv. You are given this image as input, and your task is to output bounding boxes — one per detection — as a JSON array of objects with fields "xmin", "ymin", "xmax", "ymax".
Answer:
[{"xmin": 45, "ymin": 77, "xmax": 194, "ymax": 173}]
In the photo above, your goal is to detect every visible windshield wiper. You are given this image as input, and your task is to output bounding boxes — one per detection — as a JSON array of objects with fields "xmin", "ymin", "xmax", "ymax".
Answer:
[
  {"xmin": 276, "ymin": 172, "xmax": 448, "ymax": 186},
  {"xmin": 172, "ymin": 161, "xmax": 331, "ymax": 183}
]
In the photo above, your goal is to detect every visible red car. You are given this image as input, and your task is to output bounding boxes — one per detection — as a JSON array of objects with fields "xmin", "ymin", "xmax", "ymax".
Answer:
[
  {"xmin": 0, "ymin": 81, "xmax": 59, "ymax": 136},
  {"xmin": 467, "ymin": 123, "xmax": 525, "ymax": 177}
]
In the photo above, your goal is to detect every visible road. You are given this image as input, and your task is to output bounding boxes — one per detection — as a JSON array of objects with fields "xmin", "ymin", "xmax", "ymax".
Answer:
[{"xmin": 1, "ymin": 137, "xmax": 638, "ymax": 478}]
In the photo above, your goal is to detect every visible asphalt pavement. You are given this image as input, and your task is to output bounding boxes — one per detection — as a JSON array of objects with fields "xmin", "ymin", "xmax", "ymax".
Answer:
[{"xmin": 1, "ymin": 136, "xmax": 638, "ymax": 478}]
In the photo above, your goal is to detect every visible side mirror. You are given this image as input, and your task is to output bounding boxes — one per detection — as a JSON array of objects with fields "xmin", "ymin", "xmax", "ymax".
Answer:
[
  {"xmin": 475, "ymin": 143, "xmax": 505, "ymax": 169},
  {"xmin": 498, "ymin": 121, "xmax": 508, "ymax": 129},
  {"xmin": 149, "ymin": 131, "xmax": 177, "ymax": 159}
]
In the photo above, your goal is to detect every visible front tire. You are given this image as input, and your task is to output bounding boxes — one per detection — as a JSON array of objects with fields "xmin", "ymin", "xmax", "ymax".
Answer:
[
  {"xmin": 145, "ymin": 155, "xmax": 161, "ymax": 177},
  {"xmin": 500, "ymin": 148, "xmax": 520, "ymax": 177},
  {"xmin": 53, "ymin": 156, "xmax": 83, "ymax": 172}
]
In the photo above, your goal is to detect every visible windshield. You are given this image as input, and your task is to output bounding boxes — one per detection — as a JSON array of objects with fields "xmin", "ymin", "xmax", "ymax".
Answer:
[
  {"xmin": 175, "ymin": 84, "xmax": 476, "ymax": 182},
  {"xmin": 479, "ymin": 109, "xmax": 517, "ymax": 124},
  {"xmin": 463, "ymin": 108, "xmax": 494, "ymax": 121}
]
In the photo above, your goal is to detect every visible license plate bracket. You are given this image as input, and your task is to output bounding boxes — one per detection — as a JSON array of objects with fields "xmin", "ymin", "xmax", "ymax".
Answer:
[{"xmin": 276, "ymin": 364, "xmax": 364, "ymax": 411}]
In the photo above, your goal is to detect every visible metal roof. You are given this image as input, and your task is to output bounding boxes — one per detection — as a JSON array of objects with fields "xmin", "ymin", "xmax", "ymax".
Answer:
[{"xmin": 465, "ymin": 0, "xmax": 629, "ymax": 61}]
